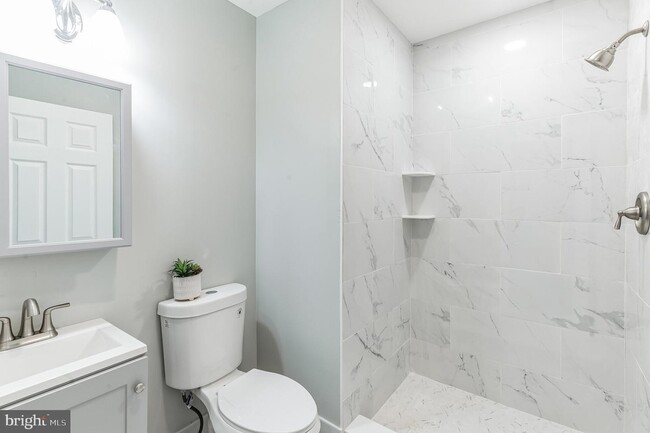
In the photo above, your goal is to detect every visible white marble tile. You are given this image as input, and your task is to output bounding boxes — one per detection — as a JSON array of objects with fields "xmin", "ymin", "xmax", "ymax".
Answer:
[
  {"xmin": 561, "ymin": 329, "xmax": 624, "ymax": 396},
  {"xmin": 344, "ymin": 165, "xmax": 375, "ymax": 223},
  {"xmin": 411, "ymin": 259, "xmax": 500, "ymax": 312},
  {"xmin": 413, "ymin": 173, "xmax": 501, "ymax": 219},
  {"xmin": 501, "ymin": 167, "xmax": 626, "ymax": 223},
  {"xmin": 501, "ymin": 58, "xmax": 626, "ymax": 122},
  {"xmin": 501, "ymin": 366, "xmax": 624, "ymax": 433},
  {"xmin": 410, "ymin": 218, "xmax": 450, "ymax": 261},
  {"xmin": 374, "ymin": 373, "xmax": 583, "ymax": 433},
  {"xmin": 625, "ymin": 352, "xmax": 650, "ymax": 433},
  {"xmin": 562, "ymin": 222, "xmax": 625, "ymax": 282},
  {"xmin": 413, "ymin": 78, "xmax": 501, "ymax": 134},
  {"xmin": 343, "ymin": 104, "xmax": 393, "ymax": 171},
  {"xmin": 341, "ymin": 277, "xmax": 374, "ymax": 339},
  {"xmin": 411, "ymin": 132, "xmax": 451, "ymax": 175},
  {"xmin": 410, "ymin": 300, "xmax": 451, "ymax": 348},
  {"xmin": 343, "ymin": 220, "xmax": 393, "ymax": 281},
  {"xmin": 500, "ymin": 268, "xmax": 624, "ymax": 337},
  {"xmin": 413, "ymin": 42, "xmax": 452, "ymax": 93},
  {"xmin": 373, "ymin": 171, "xmax": 407, "ymax": 219},
  {"xmin": 451, "ymin": 118, "xmax": 561, "ymax": 173},
  {"xmin": 448, "ymin": 219, "xmax": 561, "ymax": 272},
  {"xmin": 344, "ymin": 47, "xmax": 377, "ymax": 115},
  {"xmin": 343, "ymin": 329, "xmax": 376, "ymax": 398},
  {"xmin": 500, "ymin": 317, "xmax": 562, "ymax": 377},
  {"xmin": 450, "ymin": 307, "xmax": 504, "ymax": 361},
  {"xmin": 450, "ymin": 308, "xmax": 562, "ymax": 376},
  {"xmin": 563, "ymin": 0, "xmax": 629, "ymax": 62},
  {"xmin": 452, "ymin": 10, "xmax": 562, "ymax": 86},
  {"xmin": 392, "ymin": 302, "xmax": 410, "ymax": 350},
  {"xmin": 562, "ymin": 109, "xmax": 627, "ymax": 168},
  {"xmin": 393, "ymin": 220, "xmax": 410, "ymax": 262},
  {"xmin": 410, "ymin": 338, "xmax": 502, "ymax": 401}
]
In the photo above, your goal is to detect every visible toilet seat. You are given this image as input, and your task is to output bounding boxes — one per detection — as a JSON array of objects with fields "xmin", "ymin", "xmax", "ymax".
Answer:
[{"xmin": 197, "ymin": 369, "xmax": 319, "ymax": 433}]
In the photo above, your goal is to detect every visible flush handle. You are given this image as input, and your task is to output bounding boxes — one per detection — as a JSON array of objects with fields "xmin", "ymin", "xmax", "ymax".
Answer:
[{"xmin": 615, "ymin": 192, "xmax": 650, "ymax": 235}]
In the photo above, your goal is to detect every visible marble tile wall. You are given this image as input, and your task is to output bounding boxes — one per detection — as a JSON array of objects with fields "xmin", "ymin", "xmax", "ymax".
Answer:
[
  {"xmin": 625, "ymin": 0, "xmax": 650, "ymax": 432},
  {"xmin": 341, "ymin": 0, "xmax": 413, "ymax": 428},
  {"xmin": 410, "ymin": 1, "xmax": 629, "ymax": 432}
]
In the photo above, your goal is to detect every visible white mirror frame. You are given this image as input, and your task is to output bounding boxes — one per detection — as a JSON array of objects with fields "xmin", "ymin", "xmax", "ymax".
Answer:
[{"xmin": 0, "ymin": 53, "xmax": 132, "ymax": 256}]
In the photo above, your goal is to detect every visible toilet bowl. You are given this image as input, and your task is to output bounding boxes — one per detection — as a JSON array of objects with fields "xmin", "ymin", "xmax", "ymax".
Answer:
[
  {"xmin": 158, "ymin": 284, "xmax": 320, "ymax": 433},
  {"xmin": 196, "ymin": 369, "xmax": 320, "ymax": 433}
]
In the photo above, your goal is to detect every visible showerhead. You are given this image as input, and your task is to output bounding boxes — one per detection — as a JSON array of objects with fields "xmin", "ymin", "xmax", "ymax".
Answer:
[
  {"xmin": 585, "ymin": 21, "xmax": 649, "ymax": 71},
  {"xmin": 585, "ymin": 46, "xmax": 617, "ymax": 72}
]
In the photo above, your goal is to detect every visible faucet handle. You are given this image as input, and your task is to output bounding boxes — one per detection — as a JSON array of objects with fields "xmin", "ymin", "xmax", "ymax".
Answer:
[
  {"xmin": 39, "ymin": 303, "xmax": 70, "ymax": 335},
  {"xmin": 615, "ymin": 192, "xmax": 650, "ymax": 234},
  {"xmin": 615, "ymin": 206, "xmax": 641, "ymax": 229},
  {"xmin": 0, "ymin": 317, "xmax": 14, "ymax": 344}
]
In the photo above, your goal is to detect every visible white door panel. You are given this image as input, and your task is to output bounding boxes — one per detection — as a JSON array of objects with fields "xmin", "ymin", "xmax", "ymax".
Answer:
[{"xmin": 8, "ymin": 96, "xmax": 114, "ymax": 245}]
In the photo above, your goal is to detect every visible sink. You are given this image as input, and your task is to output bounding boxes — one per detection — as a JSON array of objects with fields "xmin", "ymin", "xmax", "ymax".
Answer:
[{"xmin": 0, "ymin": 319, "xmax": 147, "ymax": 407}]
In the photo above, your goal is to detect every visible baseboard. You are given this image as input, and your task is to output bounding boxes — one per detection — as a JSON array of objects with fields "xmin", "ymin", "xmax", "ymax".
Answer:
[
  {"xmin": 320, "ymin": 416, "xmax": 342, "ymax": 433},
  {"xmin": 177, "ymin": 413, "xmax": 338, "ymax": 433}
]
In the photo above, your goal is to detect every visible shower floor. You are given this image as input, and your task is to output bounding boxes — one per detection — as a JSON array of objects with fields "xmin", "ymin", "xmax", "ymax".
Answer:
[{"xmin": 372, "ymin": 374, "xmax": 583, "ymax": 433}]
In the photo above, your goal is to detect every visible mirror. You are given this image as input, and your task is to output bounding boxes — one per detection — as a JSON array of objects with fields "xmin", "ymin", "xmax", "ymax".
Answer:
[{"xmin": 0, "ymin": 53, "xmax": 131, "ymax": 256}]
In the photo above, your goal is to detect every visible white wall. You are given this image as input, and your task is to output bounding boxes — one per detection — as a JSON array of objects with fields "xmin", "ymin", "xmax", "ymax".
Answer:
[
  {"xmin": 409, "ymin": 1, "xmax": 628, "ymax": 432},
  {"xmin": 0, "ymin": 1, "xmax": 256, "ymax": 432},
  {"xmin": 624, "ymin": 1, "xmax": 650, "ymax": 431},
  {"xmin": 256, "ymin": 0, "xmax": 342, "ymax": 426}
]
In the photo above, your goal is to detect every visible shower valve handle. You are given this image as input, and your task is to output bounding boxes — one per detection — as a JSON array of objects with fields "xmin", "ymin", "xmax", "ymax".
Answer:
[
  {"xmin": 615, "ymin": 207, "xmax": 640, "ymax": 229},
  {"xmin": 615, "ymin": 192, "xmax": 650, "ymax": 235}
]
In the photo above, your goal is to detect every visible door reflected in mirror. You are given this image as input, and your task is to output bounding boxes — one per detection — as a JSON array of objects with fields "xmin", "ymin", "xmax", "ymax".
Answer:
[{"xmin": 0, "ymin": 54, "xmax": 131, "ymax": 256}]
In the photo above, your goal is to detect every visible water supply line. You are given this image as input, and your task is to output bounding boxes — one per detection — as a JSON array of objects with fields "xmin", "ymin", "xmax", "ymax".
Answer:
[{"xmin": 181, "ymin": 391, "xmax": 204, "ymax": 433}]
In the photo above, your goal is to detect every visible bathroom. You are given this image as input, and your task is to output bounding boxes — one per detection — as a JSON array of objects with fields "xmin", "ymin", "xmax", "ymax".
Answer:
[{"xmin": 0, "ymin": 0, "xmax": 646, "ymax": 432}]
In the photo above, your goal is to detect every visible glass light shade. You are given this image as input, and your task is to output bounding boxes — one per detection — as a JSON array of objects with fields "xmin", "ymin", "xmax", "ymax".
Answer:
[{"xmin": 87, "ymin": 5, "xmax": 125, "ymax": 57}]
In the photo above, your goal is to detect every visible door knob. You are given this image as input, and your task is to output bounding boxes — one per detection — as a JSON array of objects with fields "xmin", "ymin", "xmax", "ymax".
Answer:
[{"xmin": 615, "ymin": 192, "xmax": 650, "ymax": 235}]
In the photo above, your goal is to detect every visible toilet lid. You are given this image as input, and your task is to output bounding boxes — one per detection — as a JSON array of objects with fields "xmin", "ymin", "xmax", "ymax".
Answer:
[{"xmin": 217, "ymin": 369, "xmax": 318, "ymax": 433}]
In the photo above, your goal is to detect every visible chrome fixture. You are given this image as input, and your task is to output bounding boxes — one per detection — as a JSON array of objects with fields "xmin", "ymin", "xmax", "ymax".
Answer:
[
  {"xmin": 52, "ymin": 0, "xmax": 121, "ymax": 43},
  {"xmin": 18, "ymin": 298, "xmax": 41, "ymax": 338},
  {"xmin": 52, "ymin": 0, "xmax": 83, "ymax": 42},
  {"xmin": 0, "ymin": 299, "xmax": 70, "ymax": 352},
  {"xmin": 614, "ymin": 192, "xmax": 650, "ymax": 235},
  {"xmin": 585, "ymin": 21, "xmax": 649, "ymax": 71}
]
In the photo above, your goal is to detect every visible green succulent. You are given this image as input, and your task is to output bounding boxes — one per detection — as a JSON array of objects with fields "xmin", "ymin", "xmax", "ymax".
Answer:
[{"xmin": 169, "ymin": 258, "xmax": 203, "ymax": 278}]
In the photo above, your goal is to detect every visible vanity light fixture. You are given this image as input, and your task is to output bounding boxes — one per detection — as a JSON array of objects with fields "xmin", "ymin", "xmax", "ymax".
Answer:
[
  {"xmin": 52, "ymin": 0, "xmax": 123, "ymax": 43},
  {"xmin": 585, "ymin": 21, "xmax": 649, "ymax": 71}
]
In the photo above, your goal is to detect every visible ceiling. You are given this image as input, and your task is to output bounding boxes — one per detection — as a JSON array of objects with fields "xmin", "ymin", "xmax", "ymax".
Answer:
[
  {"xmin": 228, "ymin": 0, "xmax": 551, "ymax": 42},
  {"xmin": 372, "ymin": 0, "xmax": 552, "ymax": 43},
  {"xmin": 227, "ymin": 0, "xmax": 289, "ymax": 17}
]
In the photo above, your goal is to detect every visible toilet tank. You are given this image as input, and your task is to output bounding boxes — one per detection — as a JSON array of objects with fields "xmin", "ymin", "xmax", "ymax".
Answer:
[{"xmin": 158, "ymin": 283, "xmax": 247, "ymax": 390}]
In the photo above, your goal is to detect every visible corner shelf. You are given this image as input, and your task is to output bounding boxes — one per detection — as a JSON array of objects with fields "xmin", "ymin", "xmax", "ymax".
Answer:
[
  {"xmin": 401, "ymin": 215, "xmax": 436, "ymax": 221},
  {"xmin": 402, "ymin": 171, "xmax": 436, "ymax": 178}
]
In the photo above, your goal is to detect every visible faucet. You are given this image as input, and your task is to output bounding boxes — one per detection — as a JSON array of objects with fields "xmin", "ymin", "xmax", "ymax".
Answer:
[
  {"xmin": 18, "ymin": 298, "xmax": 41, "ymax": 338},
  {"xmin": 0, "ymin": 299, "xmax": 70, "ymax": 352}
]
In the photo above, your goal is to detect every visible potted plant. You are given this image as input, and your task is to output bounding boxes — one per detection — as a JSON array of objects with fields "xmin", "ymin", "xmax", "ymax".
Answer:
[{"xmin": 169, "ymin": 258, "xmax": 203, "ymax": 301}]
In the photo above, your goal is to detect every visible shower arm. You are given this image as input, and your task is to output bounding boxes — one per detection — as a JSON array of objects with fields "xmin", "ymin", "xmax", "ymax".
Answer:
[{"xmin": 609, "ymin": 21, "xmax": 649, "ymax": 49}]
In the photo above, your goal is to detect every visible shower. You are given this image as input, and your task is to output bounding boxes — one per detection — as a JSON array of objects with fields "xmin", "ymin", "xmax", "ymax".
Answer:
[{"xmin": 585, "ymin": 20, "xmax": 649, "ymax": 71}]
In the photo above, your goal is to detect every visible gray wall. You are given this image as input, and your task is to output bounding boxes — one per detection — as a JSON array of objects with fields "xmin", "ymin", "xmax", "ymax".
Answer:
[
  {"xmin": 0, "ymin": 1, "xmax": 256, "ymax": 432},
  {"xmin": 256, "ymin": 0, "xmax": 342, "ymax": 427}
]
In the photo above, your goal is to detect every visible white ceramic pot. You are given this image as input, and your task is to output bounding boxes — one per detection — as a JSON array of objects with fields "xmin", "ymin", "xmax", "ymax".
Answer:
[{"xmin": 173, "ymin": 274, "xmax": 202, "ymax": 301}]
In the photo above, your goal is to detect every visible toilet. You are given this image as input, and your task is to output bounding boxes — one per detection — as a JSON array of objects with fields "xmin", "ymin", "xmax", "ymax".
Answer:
[{"xmin": 158, "ymin": 283, "xmax": 320, "ymax": 433}]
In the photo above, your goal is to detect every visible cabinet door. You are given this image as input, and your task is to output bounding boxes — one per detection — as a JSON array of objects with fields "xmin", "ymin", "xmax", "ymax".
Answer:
[{"xmin": 8, "ymin": 357, "xmax": 148, "ymax": 433}]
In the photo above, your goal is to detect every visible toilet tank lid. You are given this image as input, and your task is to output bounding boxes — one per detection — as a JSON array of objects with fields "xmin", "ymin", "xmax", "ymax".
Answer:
[{"xmin": 157, "ymin": 283, "xmax": 247, "ymax": 319}]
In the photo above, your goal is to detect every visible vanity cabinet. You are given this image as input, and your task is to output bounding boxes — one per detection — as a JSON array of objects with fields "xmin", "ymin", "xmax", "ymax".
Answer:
[{"xmin": 6, "ymin": 357, "xmax": 147, "ymax": 433}]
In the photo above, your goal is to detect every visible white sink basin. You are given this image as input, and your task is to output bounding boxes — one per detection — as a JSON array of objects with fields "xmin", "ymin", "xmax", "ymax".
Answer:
[{"xmin": 0, "ymin": 319, "xmax": 147, "ymax": 407}]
